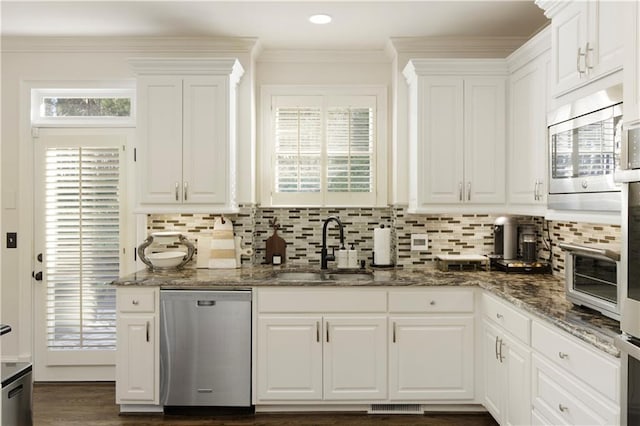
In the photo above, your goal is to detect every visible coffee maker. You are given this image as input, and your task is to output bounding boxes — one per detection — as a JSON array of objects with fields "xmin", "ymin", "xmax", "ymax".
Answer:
[
  {"xmin": 518, "ymin": 224, "xmax": 538, "ymax": 263},
  {"xmin": 493, "ymin": 216, "xmax": 517, "ymax": 260}
]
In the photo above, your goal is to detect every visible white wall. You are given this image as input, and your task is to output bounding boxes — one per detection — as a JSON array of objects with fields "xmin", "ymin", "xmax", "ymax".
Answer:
[{"xmin": 0, "ymin": 38, "xmax": 256, "ymax": 359}]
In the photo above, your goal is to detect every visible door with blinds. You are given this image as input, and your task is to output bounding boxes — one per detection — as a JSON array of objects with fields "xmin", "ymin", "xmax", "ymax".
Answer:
[{"xmin": 33, "ymin": 129, "xmax": 126, "ymax": 381}]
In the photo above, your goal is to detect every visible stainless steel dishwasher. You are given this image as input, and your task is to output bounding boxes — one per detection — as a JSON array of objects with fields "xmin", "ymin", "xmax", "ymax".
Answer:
[{"xmin": 160, "ymin": 290, "xmax": 252, "ymax": 407}]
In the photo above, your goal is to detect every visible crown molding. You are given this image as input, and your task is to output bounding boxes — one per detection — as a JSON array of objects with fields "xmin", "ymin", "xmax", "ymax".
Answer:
[
  {"xmin": 534, "ymin": 0, "xmax": 570, "ymax": 19},
  {"xmin": 1, "ymin": 36, "xmax": 258, "ymax": 53},
  {"xmin": 129, "ymin": 58, "xmax": 244, "ymax": 81},
  {"xmin": 256, "ymin": 49, "xmax": 391, "ymax": 64},
  {"xmin": 403, "ymin": 58, "xmax": 509, "ymax": 83},
  {"xmin": 389, "ymin": 36, "xmax": 529, "ymax": 58},
  {"xmin": 506, "ymin": 25, "xmax": 551, "ymax": 72}
]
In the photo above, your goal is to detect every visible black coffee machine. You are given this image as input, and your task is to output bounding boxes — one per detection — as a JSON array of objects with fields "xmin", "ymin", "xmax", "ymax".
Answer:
[{"xmin": 491, "ymin": 217, "xmax": 550, "ymax": 273}]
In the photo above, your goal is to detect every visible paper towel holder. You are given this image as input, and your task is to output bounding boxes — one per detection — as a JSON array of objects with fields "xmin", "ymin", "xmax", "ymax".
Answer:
[{"xmin": 371, "ymin": 224, "xmax": 394, "ymax": 268}]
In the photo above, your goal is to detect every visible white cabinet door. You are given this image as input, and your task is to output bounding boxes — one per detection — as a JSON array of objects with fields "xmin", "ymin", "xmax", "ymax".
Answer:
[
  {"xmin": 419, "ymin": 77, "xmax": 465, "ymax": 205},
  {"xmin": 323, "ymin": 316, "xmax": 387, "ymax": 400},
  {"xmin": 116, "ymin": 314, "xmax": 157, "ymax": 403},
  {"xmin": 182, "ymin": 76, "xmax": 229, "ymax": 205},
  {"xmin": 464, "ymin": 78, "xmax": 506, "ymax": 204},
  {"xmin": 589, "ymin": 0, "xmax": 624, "ymax": 81},
  {"xmin": 483, "ymin": 320, "xmax": 531, "ymax": 426},
  {"xmin": 137, "ymin": 77, "xmax": 183, "ymax": 204},
  {"xmin": 551, "ymin": 2, "xmax": 589, "ymax": 95},
  {"xmin": 624, "ymin": 0, "xmax": 640, "ymax": 125},
  {"xmin": 256, "ymin": 316, "xmax": 323, "ymax": 401},
  {"xmin": 389, "ymin": 315, "xmax": 474, "ymax": 400},
  {"xmin": 483, "ymin": 321, "xmax": 504, "ymax": 422},
  {"xmin": 508, "ymin": 52, "xmax": 548, "ymax": 207},
  {"xmin": 502, "ymin": 334, "xmax": 531, "ymax": 426}
]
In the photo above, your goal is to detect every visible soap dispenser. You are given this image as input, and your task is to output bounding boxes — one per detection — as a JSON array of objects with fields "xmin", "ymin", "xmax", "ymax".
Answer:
[{"xmin": 348, "ymin": 243, "xmax": 358, "ymax": 269}]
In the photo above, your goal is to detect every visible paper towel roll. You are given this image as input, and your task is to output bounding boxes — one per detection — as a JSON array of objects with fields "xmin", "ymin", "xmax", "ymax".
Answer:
[{"xmin": 373, "ymin": 227, "xmax": 392, "ymax": 266}]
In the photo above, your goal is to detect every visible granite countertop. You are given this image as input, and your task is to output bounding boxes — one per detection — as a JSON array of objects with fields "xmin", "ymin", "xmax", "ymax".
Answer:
[{"xmin": 113, "ymin": 265, "xmax": 622, "ymax": 357}]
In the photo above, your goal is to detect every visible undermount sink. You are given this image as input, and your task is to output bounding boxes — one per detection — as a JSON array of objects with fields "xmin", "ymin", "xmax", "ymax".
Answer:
[{"xmin": 273, "ymin": 270, "xmax": 373, "ymax": 283}]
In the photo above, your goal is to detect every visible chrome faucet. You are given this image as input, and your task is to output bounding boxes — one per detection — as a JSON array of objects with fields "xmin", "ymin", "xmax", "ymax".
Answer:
[{"xmin": 320, "ymin": 216, "xmax": 345, "ymax": 269}]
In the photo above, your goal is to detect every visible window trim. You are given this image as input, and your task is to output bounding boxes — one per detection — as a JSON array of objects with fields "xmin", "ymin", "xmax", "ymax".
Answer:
[
  {"xmin": 260, "ymin": 85, "xmax": 388, "ymax": 207},
  {"xmin": 31, "ymin": 87, "xmax": 136, "ymax": 127}
]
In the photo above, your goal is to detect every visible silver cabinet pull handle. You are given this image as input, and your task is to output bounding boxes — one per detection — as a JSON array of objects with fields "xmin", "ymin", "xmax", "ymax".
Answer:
[
  {"xmin": 585, "ymin": 42, "xmax": 594, "ymax": 72},
  {"xmin": 184, "ymin": 182, "xmax": 188, "ymax": 201},
  {"xmin": 495, "ymin": 335, "xmax": 500, "ymax": 361},
  {"xmin": 316, "ymin": 321, "xmax": 320, "ymax": 343},
  {"xmin": 534, "ymin": 180, "xmax": 539, "ymax": 201},
  {"xmin": 146, "ymin": 321, "xmax": 150, "ymax": 342},
  {"xmin": 577, "ymin": 47, "xmax": 586, "ymax": 75},
  {"xmin": 326, "ymin": 321, "xmax": 329, "ymax": 343},
  {"xmin": 498, "ymin": 338, "xmax": 504, "ymax": 363},
  {"xmin": 558, "ymin": 403, "xmax": 568, "ymax": 412},
  {"xmin": 459, "ymin": 182, "xmax": 463, "ymax": 201},
  {"xmin": 558, "ymin": 352, "xmax": 569, "ymax": 359},
  {"xmin": 175, "ymin": 182, "xmax": 179, "ymax": 201},
  {"xmin": 393, "ymin": 322, "xmax": 397, "ymax": 343},
  {"xmin": 467, "ymin": 182, "xmax": 471, "ymax": 201}
]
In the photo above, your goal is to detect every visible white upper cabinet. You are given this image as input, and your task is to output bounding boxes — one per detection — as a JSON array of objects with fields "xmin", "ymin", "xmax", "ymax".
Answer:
[
  {"xmin": 130, "ymin": 58, "xmax": 244, "ymax": 213},
  {"xmin": 624, "ymin": 0, "xmax": 640, "ymax": 125},
  {"xmin": 538, "ymin": 0, "xmax": 624, "ymax": 97},
  {"xmin": 404, "ymin": 60, "xmax": 507, "ymax": 213},
  {"xmin": 506, "ymin": 28, "xmax": 551, "ymax": 213}
]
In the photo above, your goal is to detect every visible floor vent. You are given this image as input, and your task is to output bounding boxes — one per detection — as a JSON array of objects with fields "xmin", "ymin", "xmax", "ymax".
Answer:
[{"xmin": 368, "ymin": 404, "xmax": 423, "ymax": 415}]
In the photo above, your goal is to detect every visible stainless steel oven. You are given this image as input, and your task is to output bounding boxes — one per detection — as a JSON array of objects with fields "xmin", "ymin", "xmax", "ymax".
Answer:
[
  {"xmin": 621, "ymin": 181, "xmax": 640, "ymax": 338},
  {"xmin": 548, "ymin": 84, "xmax": 623, "ymax": 211},
  {"xmin": 560, "ymin": 243, "xmax": 621, "ymax": 320}
]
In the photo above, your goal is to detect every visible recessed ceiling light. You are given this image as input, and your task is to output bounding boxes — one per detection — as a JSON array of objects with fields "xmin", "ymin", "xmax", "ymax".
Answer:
[{"xmin": 309, "ymin": 14, "xmax": 332, "ymax": 25}]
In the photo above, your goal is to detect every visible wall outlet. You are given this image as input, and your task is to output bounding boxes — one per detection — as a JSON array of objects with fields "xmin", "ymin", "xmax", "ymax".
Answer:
[
  {"xmin": 7, "ymin": 232, "xmax": 17, "ymax": 249},
  {"xmin": 411, "ymin": 233, "xmax": 428, "ymax": 251}
]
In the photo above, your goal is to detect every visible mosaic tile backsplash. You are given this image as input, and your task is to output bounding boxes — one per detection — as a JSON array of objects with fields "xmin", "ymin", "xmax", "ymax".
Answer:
[{"xmin": 146, "ymin": 205, "xmax": 621, "ymax": 276}]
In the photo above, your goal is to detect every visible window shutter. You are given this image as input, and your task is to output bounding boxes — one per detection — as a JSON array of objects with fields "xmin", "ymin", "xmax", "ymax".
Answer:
[
  {"xmin": 327, "ymin": 106, "xmax": 374, "ymax": 193},
  {"xmin": 45, "ymin": 147, "xmax": 120, "ymax": 350},
  {"xmin": 274, "ymin": 106, "xmax": 322, "ymax": 193}
]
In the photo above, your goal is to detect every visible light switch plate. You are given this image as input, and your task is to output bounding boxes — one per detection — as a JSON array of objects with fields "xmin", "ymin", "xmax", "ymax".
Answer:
[{"xmin": 411, "ymin": 233, "xmax": 428, "ymax": 251}]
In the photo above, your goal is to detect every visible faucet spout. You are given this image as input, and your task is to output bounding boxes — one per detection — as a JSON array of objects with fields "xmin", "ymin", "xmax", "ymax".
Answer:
[{"xmin": 320, "ymin": 216, "xmax": 345, "ymax": 269}]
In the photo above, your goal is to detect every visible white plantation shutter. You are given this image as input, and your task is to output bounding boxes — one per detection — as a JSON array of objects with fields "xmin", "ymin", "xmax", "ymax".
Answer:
[
  {"xmin": 270, "ymin": 94, "xmax": 377, "ymax": 206},
  {"xmin": 45, "ymin": 146, "xmax": 119, "ymax": 351}
]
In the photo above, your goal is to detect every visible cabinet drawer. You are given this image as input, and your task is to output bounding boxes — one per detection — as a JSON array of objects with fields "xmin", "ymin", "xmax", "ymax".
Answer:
[
  {"xmin": 532, "ymin": 321, "xmax": 619, "ymax": 401},
  {"xmin": 257, "ymin": 289, "xmax": 387, "ymax": 313},
  {"xmin": 117, "ymin": 287, "xmax": 157, "ymax": 313},
  {"xmin": 532, "ymin": 354, "xmax": 619, "ymax": 425},
  {"xmin": 388, "ymin": 289, "xmax": 474, "ymax": 313},
  {"xmin": 482, "ymin": 293, "xmax": 530, "ymax": 344}
]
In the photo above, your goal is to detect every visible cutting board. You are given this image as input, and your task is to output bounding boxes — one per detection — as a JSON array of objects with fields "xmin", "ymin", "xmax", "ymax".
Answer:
[
  {"xmin": 265, "ymin": 218, "xmax": 286, "ymax": 264},
  {"xmin": 209, "ymin": 216, "xmax": 237, "ymax": 268}
]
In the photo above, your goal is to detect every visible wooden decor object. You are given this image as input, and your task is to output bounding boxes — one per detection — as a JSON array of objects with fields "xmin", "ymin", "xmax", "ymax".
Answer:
[{"xmin": 265, "ymin": 218, "xmax": 286, "ymax": 264}]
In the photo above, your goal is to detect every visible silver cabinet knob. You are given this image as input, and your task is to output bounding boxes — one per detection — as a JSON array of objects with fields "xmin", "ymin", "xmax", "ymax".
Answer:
[
  {"xmin": 496, "ymin": 313, "xmax": 503, "ymax": 319},
  {"xmin": 558, "ymin": 352, "xmax": 569, "ymax": 359},
  {"xmin": 430, "ymin": 300, "xmax": 436, "ymax": 306},
  {"xmin": 558, "ymin": 403, "xmax": 568, "ymax": 412},
  {"xmin": 132, "ymin": 300, "xmax": 139, "ymax": 306}
]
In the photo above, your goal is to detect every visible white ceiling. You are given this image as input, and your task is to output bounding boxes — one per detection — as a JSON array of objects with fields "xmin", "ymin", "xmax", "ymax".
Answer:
[{"xmin": 1, "ymin": 1, "xmax": 549, "ymax": 50}]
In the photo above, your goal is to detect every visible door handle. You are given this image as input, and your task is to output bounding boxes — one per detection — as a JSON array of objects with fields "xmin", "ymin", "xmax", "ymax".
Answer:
[
  {"xmin": 498, "ymin": 338, "xmax": 505, "ymax": 363},
  {"xmin": 459, "ymin": 182, "xmax": 463, "ymax": 201},
  {"xmin": 392, "ymin": 322, "xmax": 397, "ymax": 343},
  {"xmin": 32, "ymin": 271, "xmax": 43, "ymax": 281},
  {"xmin": 577, "ymin": 47, "xmax": 586, "ymax": 75},
  {"xmin": 467, "ymin": 182, "xmax": 471, "ymax": 201},
  {"xmin": 146, "ymin": 321, "xmax": 150, "ymax": 342},
  {"xmin": 184, "ymin": 182, "xmax": 188, "ymax": 201},
  {"xmin": 495, "ymin": 335, "xmax": 500, "ymax": 360},
  {"xmin": 326, "ymin": 321, "xmax": 329, "ymax": 343},
  {"xmin": 534, "ymin": 180, "xmax": 539, "ymax": 201},
  {"xmin": 175, "ymin": 182, "xmax": 180, "ymax": 201},
  {"xmin": 585, "ymin": 42, "xmax": 594, "ymax": 73},
  {"xmin": 316, "ymin": 321, "xmax": 320, "ymax": 342}
]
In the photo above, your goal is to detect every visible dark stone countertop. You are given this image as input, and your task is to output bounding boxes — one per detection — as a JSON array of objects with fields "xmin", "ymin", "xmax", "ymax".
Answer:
[{"xmin": 112, "ymin": 265, "xmax": 622, "ymax": 357}]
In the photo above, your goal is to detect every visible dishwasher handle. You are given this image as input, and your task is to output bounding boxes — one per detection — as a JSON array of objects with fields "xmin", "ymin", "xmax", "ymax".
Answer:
[{"xmin": 197, "ymin": 300, "xmax": 216, "ymax": 307}]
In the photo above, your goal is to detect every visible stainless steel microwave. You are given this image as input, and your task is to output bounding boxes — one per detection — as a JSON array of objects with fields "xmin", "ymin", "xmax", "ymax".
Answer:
[
  {"xmin": 560, "ymin": 242, "xmax": 621, "ymax": 320},
  {"xmin": 548, "ymin": 85, "xmax": 623, "ymax": 211}
]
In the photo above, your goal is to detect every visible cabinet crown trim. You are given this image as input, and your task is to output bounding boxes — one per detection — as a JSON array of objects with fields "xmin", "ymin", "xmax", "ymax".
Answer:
[
  {"xmin": 534, "ymin": 0, "xmax": 570, "ymax": 18},
  {"xmin": 403, "ymin": 58, "xmax": 508, "ymax": 83},
  {"xmin": 129, "ymin": 58, "xmax": 244, "ymax": 79}
]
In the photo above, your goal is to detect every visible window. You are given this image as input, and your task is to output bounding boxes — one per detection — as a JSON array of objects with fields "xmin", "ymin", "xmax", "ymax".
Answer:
[
  {"xmin": 262, "ymin": 87, "xmax": 387, "ymax": 207},
  {"xmin": 32, "ymin": 88, "xmax": 135, "ymax": 126}
]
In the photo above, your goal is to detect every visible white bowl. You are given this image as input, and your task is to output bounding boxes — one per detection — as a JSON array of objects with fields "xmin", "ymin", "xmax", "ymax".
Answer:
[
  {"xmin": 147, "ymin": 251, "xmax": 186, "ymax": 269},
  {"xmin": 151, "ymin": 231, "xmax": 182, "ymax": 244}
]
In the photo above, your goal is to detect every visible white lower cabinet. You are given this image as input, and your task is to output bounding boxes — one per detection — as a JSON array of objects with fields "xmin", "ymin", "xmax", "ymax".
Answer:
[
  {"xmin": 531, "ymin": 320, "xmax": 620, "ymax": 425},
  {"xmin": 256, "ymin": 314, "xmax": 387, "ymax": 401},
  {"xmin": 115, "ymin": 287, "xmax": 159, "ymax": 405},
  {"xmin": 483, "ymin": 320, "xmax": 531, "ymax": 426}
]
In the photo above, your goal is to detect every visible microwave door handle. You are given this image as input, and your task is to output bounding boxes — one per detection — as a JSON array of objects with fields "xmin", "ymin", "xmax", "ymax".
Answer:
[{"xmin": 558, "ymin": 243, "xmax": 620, "ymax": 261}]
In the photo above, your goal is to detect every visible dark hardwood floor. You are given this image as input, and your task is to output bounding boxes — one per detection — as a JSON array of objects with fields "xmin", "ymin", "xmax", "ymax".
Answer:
[{"xmin": 33, "ymin": 382, "xmax": 499, "ymax": 426}]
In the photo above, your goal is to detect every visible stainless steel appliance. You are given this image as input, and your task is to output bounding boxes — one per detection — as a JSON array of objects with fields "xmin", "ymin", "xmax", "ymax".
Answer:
[
  {"xmin": 2, "ymin": 362, "xmax": 33, "ymax": 426},
  {"xmin": 493, "ymin": 216, "xmax": 517, "ymax": 260},
  {"xmin": 547, "ymin": 84, "xmax": 623, "ymax": 211},
  {"xmin": 614, "ymin": 334, "xmax": 640, "ymax": 426},
  {"xmin": 560, "ymin": 243, "xmax": 621, "ymax": 320},
  {"xmin": 160, "ymin": 290, "xmax": 252, "ymax": 407},
  {"xmin": 623, "ymin": 126, "xmax": 640, "ymax": 170}
]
